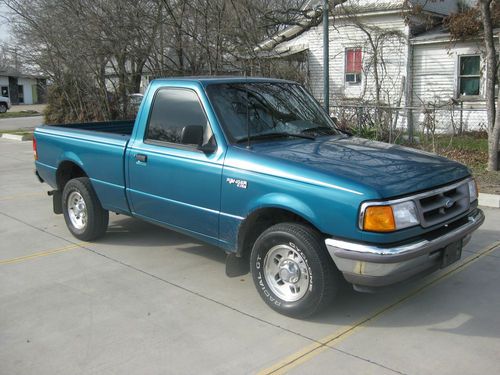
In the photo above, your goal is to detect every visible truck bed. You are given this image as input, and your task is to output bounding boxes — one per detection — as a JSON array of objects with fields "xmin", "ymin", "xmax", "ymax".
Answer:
[{"xmin": 34, "ymin": 120, "xmax": 136, "ymax": 215}]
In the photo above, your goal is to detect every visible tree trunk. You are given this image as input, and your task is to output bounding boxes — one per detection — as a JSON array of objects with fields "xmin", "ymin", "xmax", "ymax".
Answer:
[
  {"xmin": 489, "ymin": 94, "xmax": 500, "ymax": 171},
  {"xmin": 479, "ymin": 0, "xmax": 499, "ymax": 171}
]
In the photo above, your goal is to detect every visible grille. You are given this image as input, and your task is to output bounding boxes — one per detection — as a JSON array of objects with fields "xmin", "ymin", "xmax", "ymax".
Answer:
[{"xmin": 415, "ymin": 181, "xmax": 470, "ymax": 228}]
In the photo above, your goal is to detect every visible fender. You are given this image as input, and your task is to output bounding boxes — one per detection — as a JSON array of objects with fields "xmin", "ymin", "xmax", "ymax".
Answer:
[{"xmin": 246, "ymin": 193, "xmax": 318, "ymax": 226}]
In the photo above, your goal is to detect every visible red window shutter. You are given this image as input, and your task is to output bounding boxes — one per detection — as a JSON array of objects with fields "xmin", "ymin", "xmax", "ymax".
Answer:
[
  {"xmin": 354, "ymin": 49, "xmax": 362, "ymax": 73},
  {"xmin": 346, "ymin": 48, "xmax": 362, "ymax": 73},
  {"xmin": 346, "ymin": 50, "xmax": 355, "ymax": 73}
]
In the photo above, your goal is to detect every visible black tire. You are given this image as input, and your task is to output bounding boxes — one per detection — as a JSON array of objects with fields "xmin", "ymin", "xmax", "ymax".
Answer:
[
  {"xmin": 0, "ymin": 103, "xmax": 7, "ymax": 113},
  {"xmin": 250, "ymin": 223, "xmax": 339, "ymax": 318},
  {"xmin": 62, "ymin": 177, "xmax": 109, "ymax": 241}
]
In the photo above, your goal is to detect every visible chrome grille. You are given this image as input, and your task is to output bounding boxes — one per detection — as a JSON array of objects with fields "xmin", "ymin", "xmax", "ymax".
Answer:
[{"xmin": 415, "ymin": 181, "xmax": 470, "ymax": 228}]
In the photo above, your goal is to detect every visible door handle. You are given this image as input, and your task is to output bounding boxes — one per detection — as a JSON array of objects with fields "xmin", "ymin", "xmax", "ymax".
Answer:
[{"xmin": 135, "ymin": 154, "xmax": 147, "ymax": 163}]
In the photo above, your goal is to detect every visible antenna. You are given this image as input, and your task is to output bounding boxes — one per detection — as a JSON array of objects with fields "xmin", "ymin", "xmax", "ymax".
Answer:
[{"xmin": 245, "ymin": 73, "xmax": 251, "ymax": 149}]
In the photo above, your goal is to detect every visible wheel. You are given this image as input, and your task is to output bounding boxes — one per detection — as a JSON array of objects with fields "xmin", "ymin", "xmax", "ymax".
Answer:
[
  {"xmin": 0, "ymin": 103, "xmax": 7, "ymax": 113},
  {"xmin": 62, "ymin": 177, "xmax": 109, "ymax": 240},
  {"xmin": 250, "ymin": 223, "xmax": 339, "ymax": 318}
]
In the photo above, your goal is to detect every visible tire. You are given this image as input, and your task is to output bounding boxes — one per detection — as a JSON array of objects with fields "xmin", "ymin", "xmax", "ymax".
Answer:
[
  {"xmin": 62, "ymin": 177, "xmax": 109, "ymax": 241},
  {"xmin": 0, "ymin": 103, "xmax": 7, "ymax": 113},
  {"xmin": 250, "ymin": 223, "xmax": 339, "ymax": 318}
]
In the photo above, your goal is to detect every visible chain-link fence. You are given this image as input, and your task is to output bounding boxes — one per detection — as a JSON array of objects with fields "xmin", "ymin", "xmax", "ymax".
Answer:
[{"xmin": 329, "ymin": 103, "xmax": 488, "ymax": 144}]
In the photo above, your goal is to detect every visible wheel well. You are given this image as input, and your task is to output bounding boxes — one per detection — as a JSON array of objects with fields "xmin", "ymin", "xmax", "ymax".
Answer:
[
  {"xmin": 236, "ymin": 208, "xmax": 319, "ymax": 259},
  {"xmin": 56, "ymin": 161, "xmax": 87, "ymax": 191}
]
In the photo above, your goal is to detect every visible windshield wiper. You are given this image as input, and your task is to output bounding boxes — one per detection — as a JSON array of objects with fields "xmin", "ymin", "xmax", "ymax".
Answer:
[
  {"xmin": 236, "ymin": 132, "xmax": 315, "ymax": 144},
  {"xmin": 301, "ymin": 126, "xmax": 338, "ymax": 135}
]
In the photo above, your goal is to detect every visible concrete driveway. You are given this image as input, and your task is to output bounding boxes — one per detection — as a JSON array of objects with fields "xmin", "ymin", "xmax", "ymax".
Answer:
[{"xmin": 0, "ymin": 138, "xmax": 499, "ymax": 375}]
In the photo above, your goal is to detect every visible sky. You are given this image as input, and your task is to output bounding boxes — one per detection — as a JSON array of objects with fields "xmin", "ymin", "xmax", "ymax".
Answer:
[{"xmin": 0, "ymin": 2, "xmax": 12, "ymax": 42}]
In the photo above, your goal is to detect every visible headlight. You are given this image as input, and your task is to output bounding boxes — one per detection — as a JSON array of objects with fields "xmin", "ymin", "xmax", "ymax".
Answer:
[
  {"xmin": 467, "ymin": 179, "xmax": 478, "ymax": 203},
  {"xmin": 361, "ymin": 201, "xmax": 419, "ymax": 232}
]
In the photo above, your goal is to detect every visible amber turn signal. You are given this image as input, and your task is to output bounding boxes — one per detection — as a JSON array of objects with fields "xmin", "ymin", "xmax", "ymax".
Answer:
[{"xmin": 363, "ymin": 205, "xmax": 396, "ymax": 232}]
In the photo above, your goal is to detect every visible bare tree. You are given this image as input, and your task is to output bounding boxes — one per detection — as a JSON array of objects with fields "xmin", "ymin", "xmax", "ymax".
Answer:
[{"xmin": 478, "ymin": 0, "xmax": 500, "ymax": 171}]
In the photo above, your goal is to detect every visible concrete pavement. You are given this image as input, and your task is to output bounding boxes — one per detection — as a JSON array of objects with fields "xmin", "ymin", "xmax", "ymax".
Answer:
[
  {"xmin": 0, "ymin": 116, "xmax": 44, "ymax": 132},
  {"xmin": 0, "ymin": 138, "xmax": 499, "ymax": 375}
]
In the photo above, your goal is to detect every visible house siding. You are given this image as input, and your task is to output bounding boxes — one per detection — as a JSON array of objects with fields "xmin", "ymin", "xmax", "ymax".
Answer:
[
  {"xmin": 412, "ymin": 40, "xmax": 492, "ymax": 132},
  {"xmin": 277, "ymin": 13, "xmax": 408, "ymax": 107}
]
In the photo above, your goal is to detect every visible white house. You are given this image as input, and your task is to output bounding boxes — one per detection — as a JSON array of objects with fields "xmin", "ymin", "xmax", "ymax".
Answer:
[
  {"xmin": 0, "ymin": 69, "xmax": 47, "ymax": 105},
  {"xmin": 258, "ymin": 0, "xmax": 498, "ymax": 133}
]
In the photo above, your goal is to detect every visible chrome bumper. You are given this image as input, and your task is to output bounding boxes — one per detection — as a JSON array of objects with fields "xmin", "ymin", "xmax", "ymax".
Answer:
[{"xmin": 325, "ymin": 209, "xmax": 484, "ymax": 288}]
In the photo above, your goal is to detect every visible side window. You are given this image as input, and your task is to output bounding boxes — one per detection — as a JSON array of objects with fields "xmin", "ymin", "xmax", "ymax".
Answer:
[
  {"xmin": 146, "ymin": 89, "xmax": 213, "ymax": 146},
  {"xmin": 345, "ymin": 48, "xmax": 362, "ymax": 84},
  {"xmin": 458, "ymin": 55, "xmax": 480, "ymax": 96}
]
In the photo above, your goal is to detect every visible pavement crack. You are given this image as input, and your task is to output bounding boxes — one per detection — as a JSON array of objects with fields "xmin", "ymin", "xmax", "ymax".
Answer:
[{"xmin": 327, "ymin": 346, "xmax": 408, "ymax": 375}]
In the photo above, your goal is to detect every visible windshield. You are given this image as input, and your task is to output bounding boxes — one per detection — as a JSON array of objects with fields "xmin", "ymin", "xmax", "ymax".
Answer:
[{"xmin": 205, "ymin": 82, "xmax": 339, "ymax": 143}]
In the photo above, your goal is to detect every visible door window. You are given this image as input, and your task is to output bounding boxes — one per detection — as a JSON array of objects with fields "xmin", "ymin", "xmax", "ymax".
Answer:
[{"xmin": 145, "ymin": 88, "xmax": 213, "ymax": 147}]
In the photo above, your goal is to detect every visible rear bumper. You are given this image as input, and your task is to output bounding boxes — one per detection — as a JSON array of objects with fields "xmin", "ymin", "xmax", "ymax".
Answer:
[{"xmin": 325, "ymin": 209, "xmax": 484, "ymax": 288}]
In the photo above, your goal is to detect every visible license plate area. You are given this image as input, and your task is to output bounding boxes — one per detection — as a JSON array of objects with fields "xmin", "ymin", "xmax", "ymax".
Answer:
[{"xmin": 441, "ymin": 240, "xmax": 463, "ymax": 268}]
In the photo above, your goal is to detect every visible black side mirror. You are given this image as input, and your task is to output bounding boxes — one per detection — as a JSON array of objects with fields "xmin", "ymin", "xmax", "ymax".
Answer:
[{"xmin": 180, "ymin": 125, "xmax": 204, "ymax": 146}]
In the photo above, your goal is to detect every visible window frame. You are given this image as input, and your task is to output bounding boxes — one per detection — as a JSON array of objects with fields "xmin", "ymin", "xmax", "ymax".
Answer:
[
  {"xmin": 457, "ymin": 54, "xmax": 482, "ymax": 98},
  {"xmin": 344, "ymin": 47, "xmax": 363, "ymax": 85},
  {"xmin": 143, "ymin": 87, "xmax": 217, "ymax": 152}
]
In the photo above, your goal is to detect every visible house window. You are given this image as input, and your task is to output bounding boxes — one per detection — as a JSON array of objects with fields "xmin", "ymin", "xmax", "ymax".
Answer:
[
  {"xmin": 458, "ymin": 55, "xmax": 480, "ymax": 96},
  {"xmin": 18, "ymin": 85, "xmax": 24, "ymax": 103},
  {"xmin": 1, "ymin": 86, "xmax": 8, "ymax": 97},
  {"xmin": 345, "ymin": 48, "xmax": 362, "ymax": 84}
]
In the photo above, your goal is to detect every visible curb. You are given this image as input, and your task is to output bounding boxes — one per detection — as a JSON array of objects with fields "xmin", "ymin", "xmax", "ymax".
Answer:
[
  {"xmin": 1, "ymin": 133, "xmax": 32, "ymax": 141},
  {"xmin": 479, "ymin": 193, "xmax": 500, "ymax": 208}
]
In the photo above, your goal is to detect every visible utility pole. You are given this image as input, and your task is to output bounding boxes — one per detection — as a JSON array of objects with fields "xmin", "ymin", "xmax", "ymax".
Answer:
[{"xmin": 323, "ymin": 0, "xmax": 329, "ymax": 113}]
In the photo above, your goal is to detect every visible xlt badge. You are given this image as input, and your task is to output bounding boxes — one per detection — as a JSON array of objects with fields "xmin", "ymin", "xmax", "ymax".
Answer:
[{"xmin": 226, "ymin": 178, "xmax": 248, "ymax": 189}]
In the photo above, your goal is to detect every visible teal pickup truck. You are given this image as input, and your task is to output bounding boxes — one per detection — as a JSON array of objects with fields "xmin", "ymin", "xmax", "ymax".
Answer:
[{"xmin": 34, "ymin": 77, "xmax": 484, "ymax": 317}]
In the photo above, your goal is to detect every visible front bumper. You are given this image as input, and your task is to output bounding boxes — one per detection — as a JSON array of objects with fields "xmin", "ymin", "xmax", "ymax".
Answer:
[{"xmin": 325, "ymin": 209, "xmax": 484, "ymax": 288}]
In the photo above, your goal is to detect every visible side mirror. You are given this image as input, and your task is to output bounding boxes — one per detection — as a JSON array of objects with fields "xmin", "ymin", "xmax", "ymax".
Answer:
[
  {"xmin": 180, "ymin": 125, "xmax": 217, "ymax": 154},
  {"xmin": 180, "ymin": 125, "xmax": 204, "ymax": 146}
]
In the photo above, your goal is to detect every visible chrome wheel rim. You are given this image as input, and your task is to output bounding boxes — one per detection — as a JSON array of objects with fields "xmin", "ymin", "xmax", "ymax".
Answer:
[
  {"xmin": 263, "ymin": 244, "xmax": 310, "ymax": 302},
  {"xmin": 67, "ymin": 191, "xmax": 87, "ymax": 230}
]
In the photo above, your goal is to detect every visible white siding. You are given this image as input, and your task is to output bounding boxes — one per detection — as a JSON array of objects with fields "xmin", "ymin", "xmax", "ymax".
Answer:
[
  {"xmin": 277, "ymin": 13, "xmax": 409, "ymax": 109},
  {"xmin": 0, "ymin": 76, "xmax": 8, "ymax": 87},
  {"xmin": 412, "ymin": 40, "xmax": 491, "ymax": 132},
  {"xmin": 18, "ymin": 78, "xmax": 37, "ymax": 105}
]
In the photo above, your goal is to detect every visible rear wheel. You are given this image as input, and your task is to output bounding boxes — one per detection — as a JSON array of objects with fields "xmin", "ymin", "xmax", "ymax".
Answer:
[
  {"xmin": 62, "ymin": 177, "xmax": 109, "ymax": 240},
  {"xmin": 250, "ymin": 223, "xmax": 339, "ymax": 318},
  {"xmin": 0, "ymin": 103, "xmax": 7, "ymax": 113}
]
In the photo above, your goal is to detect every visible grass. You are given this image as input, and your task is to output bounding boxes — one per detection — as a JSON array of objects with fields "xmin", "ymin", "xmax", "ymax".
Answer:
[
  {"xmin": 405, "ymin": 132, "xmax": 500, "ymax": 194},
  {"xmin": 0, "ymin": 110, "xmax": 41, "ymax": 119}
]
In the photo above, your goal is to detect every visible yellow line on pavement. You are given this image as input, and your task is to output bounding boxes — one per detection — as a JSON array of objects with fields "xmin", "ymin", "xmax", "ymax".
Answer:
[
  {"xmin": 0, "ymin": 192, "xmax": 45, "ymax": 202},
  {"xmin": 258, "ymin": 241, "xmax": 500, "ymax": 375},
  {"xmin": 0, "ymin": 243, "xmax": 86, "ymax": 265}
]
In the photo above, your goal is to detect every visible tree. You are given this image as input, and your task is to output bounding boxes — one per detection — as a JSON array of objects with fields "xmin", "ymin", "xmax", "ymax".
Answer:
[{"xmin": 479, "ymin": 0, "xmax": 500, "ymax": 171}]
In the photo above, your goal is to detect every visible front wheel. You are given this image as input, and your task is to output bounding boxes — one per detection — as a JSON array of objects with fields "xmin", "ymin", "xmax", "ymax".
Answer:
[
  {"xmin": 0, "ymin": 103, "xmax": 7, "ymax": 113},
  {"xmin": 250, "ymin": 223, "xmax": 339, "ymax": 318},
  {"xmin": 62, "ymin": 177, "xmax": 109, "ymax": 241}
]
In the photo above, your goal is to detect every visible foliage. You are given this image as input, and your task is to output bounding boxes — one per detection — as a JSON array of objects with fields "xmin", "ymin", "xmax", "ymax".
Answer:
[{"xmin": 4, "ymin": 0, "xmax": 306, "ymax": 123}]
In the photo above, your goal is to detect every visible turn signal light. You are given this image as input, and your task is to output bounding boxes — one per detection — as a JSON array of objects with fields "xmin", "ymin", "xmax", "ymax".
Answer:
[{"xmin": 363, "ymin": 205, "xmax": 396, "ymax": 232}]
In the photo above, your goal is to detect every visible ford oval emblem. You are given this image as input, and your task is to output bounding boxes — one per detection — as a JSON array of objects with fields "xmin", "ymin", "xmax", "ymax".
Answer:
[{"xmin": 444, "ymin": 199, "xmax": 454, "ymax": 208}]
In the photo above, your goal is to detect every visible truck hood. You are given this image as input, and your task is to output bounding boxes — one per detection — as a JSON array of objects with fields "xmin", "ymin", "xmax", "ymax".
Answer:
[{"xmin": 232, "ymin": 136, "xmax": 470, "ymax": 198}]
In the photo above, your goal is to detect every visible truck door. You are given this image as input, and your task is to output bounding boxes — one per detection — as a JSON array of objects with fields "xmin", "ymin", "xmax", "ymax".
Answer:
[{"xmin": 126, "ymin": 88, "xmax": 222, "ymax": 239}]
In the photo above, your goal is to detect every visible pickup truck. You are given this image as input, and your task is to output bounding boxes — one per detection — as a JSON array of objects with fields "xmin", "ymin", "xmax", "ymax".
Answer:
[
  {"xmin": 0, "ymin": 94, "xmax": 11, "ymax": 113},
  {"xmin": 34, "ymin": 77, "xmax": 484, "ymax": 318}
]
